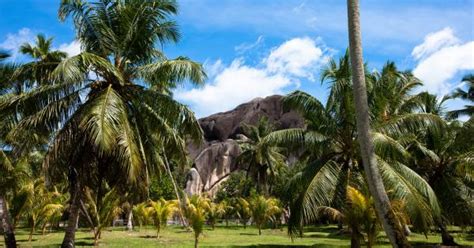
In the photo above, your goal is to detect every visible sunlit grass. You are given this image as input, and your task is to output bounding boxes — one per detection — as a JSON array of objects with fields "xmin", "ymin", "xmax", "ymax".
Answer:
[{"xmin": 1, "ymin": 225, "xmax": 472, "ymax": 247}]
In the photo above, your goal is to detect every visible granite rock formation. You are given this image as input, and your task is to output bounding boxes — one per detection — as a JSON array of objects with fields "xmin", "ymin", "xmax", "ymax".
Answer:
[{"xmin": 184, "ymin": 95, "xmax": 304, "ymax": 197}]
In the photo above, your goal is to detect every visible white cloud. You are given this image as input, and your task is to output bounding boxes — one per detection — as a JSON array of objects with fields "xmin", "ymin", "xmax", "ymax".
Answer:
[
  {"xmin": 0, "ymin": 28, "xmax": 35, "ymax": 59},
  {"xmin": 57, "ymin": 40, "xmax": 81, "ymax": 57},
  {"xmin": 265, "ymin": 37, "xmax": 326, "ymax": 81},
  {"xmin": 411, "ymin": 27, "xmax": 460, "ymax": 60},
  {"xmin": 235, "ymin": 35, "xmax": 264, "ymax": 54},
  {"xmin": 176, "ymin": 37, "xmax": 329, "ymax": 117},
  {"xmin": 413, "ymin": 28, "xmax": 474, "ymax": 95}
]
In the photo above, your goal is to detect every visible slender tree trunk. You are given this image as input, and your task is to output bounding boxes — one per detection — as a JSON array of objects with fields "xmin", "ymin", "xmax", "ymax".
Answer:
[
  {"xmin": 350, "ymin": 227, "xmax": 361, "ymax": 248},
  {"xmin": 61, "ymin": 180, "xmax": 82, "ymax": 248},
  {"xmin": 0, "ymin": 195, "xmax": 17, "ymax": 248},
  {"xmin": 162, "ymin": 149, "xmax": 188, "ymax": 228},
  {"xmin": 42, "ymin": 222, "xmax": 47, "ymax": 235},
  {"xmin": 346, "ymin": 0, "xmax": 410, "ymax": 247},
  {"xmin": 258, "ymin": 225, "xmax": 262, "ymax": 235},
  {"xmin": 194, "ymin": 235, "xmax": 199, "ymax": 248},
  {"xmin": 28, "ymin": 223, "xmax": 35, "ymax": 242},
  {"xmin": 126, "ymin": 209, "xmax": 133, "ymax": 231},
  {"xmin": 93, "ymin": 228, "xmax": 101, "ymax": 246},
  {"xmin": 439, "ymin": 224, "xmax": 458, "ymax": 246}
]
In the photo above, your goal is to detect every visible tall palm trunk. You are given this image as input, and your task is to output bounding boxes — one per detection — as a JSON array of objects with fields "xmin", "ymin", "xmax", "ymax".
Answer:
[
  {"xmin": 61, "ymin": 177, "xmax": 82, "ymax": 248},
  {"xmin": 346, "ymin": 0, "xmax": 410, "ymax": 247},
  {"xmin": 126, "ymin": 208, "xmax": 133, "ymax": 231},
  {"xmin": 0, "ymin": 195, "xmax": 17, "ymax": 248},
  {"xmin": 162, "ymin": 149, "xmax": 188, "ymax": 228}
]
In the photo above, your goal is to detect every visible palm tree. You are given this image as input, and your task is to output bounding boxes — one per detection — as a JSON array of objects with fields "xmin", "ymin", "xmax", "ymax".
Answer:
[
  {"xmin": 207, "ymin": 201, "xmax": 226, "ymax": 229},
  {"xmin": 237, "ymin": 118, "xmax": 286, "ymax": 195},
  {"xmin": 447, "ymin": 74, "xmax": 474, "ymax": 119},
  {"xmin": 149, "ymin": 198, "xmax": 177, "ymax": 238},
  {"xmin": 0, "ymin": 1, "xmax": 206, "ymax": 247},
  {"xmin": 82, "ymin": 187, "xmax": 122, "ymax": 245},
  {"xmin": 0, "ymin": 52, "xmax": 18, "ymax": 248},
  {"xmin": 346, "ymin": 1, "xmax": 409, "ymax": 246},
  {"xmin": 17, "ymin": 34, "xmax": 67, "ymax": 87},
  {"xmin": 269, "ymin": 55, "xmax": 441, "ymax": 241},
  {"xmin": 182, "ymin": 195, "xmax": 210, "ymax": 248},
  {"xmin": 249, "ymin": 195, "xmax": 281, "ymax": 235},
  {"xmin": 410, "ymin": 99, "xmax": 474, "ymax": 245},
  {"xmin": 133, "ymin": 202, "xmax": 153, "ymax": 232},
  {"xmin": 0, "ymin": 151, "xmax": 24, "ymax": 248},
  {"xmin": 234, "ymin": 197, "xmax": 251, "ymax": 229}
]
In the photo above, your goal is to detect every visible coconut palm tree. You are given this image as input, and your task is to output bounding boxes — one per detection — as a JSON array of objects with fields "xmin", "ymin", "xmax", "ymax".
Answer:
[
  {"xmin": 447, "ymin": 74, "xmax": 474, "ymax": 119},
  {"xmin": 17, "ymin": 34, "xmax": 67, "ymax": 87},
  {"xmin": 82, "ymin": 186, "xmax": 122, "ymax": 245},
  {"xmin": 346, "ymin": 1, "xmax": 409, "ymax": 246},
  {"xmin": 268, "ymin": 55, "xmax": 441, "ymax": 240},
  {"xmin": 0, "ymin": 151, "xmax": 25, "ymax": 248},
  {"xmin": 0, "ymin": 1, "xmax": 206, "ymax": 247},
  {"xmin": 133, "ymin": 202, "xmax": 153, "ymax": 232},
  {"xmin": 409, "ymin": 99, "xmax": 474, "ymax": 245},
  {"xmin": 149, "ymin": 198, "xmax": 177, "ymax": 238},
  {"xmin": 207, "ymin": 201, "xmax": 226, "ymax": 230},
  {"xmin": 182, "ymin": 195, "xmax": 210, "ymax": 248},
  {"xmin": 249, "ymin": 195, "xmax": 281, "ymax": 235},
  {"xmin": 235, "ymin": 197, "xmax": 251, "ymax": 229},
  {"xmin": 0, "ymin": 52, "xmax": 18, "ymax": 248},
  {"xmin": 237, "ymin": 117, "xmax": 286, "ymax": 195}
]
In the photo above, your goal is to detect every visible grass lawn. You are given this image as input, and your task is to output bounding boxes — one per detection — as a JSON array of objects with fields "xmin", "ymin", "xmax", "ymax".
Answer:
[{"xmin": 1, "ymin": 225, "xmax": 473, "ymax": 247}]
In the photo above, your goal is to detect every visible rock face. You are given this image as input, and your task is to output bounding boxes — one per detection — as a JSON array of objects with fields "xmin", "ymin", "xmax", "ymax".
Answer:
[
  {"xmin": 184, "ymin": 95, "xmax": 304, "ymax": 197},
  {"xmin": 199, "ymin": 95, "xmax": 303, "ymax": 141}
]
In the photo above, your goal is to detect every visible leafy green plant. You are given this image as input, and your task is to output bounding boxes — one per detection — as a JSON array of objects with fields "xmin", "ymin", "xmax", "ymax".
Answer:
[
  {"xmin": 249, "ymin": 195, "xmax": 281, "ymax": 235},
  {"xmin": 149, "ymin": 198, "xmax": 177, "ymax": 238},
  {"xmin": 182, "ymin": 195, "xmax": 210, "ymax": 248}
]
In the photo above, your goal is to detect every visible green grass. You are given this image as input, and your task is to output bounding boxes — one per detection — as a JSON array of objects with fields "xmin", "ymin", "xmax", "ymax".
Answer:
[{"xmin": 1, "ymin": 225, "xmax": 473, "ymax": 247}]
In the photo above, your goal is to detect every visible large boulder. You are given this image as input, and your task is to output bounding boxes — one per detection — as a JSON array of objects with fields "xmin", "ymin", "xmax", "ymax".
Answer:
[
  {"xmin": 185, "ymin": 140, "xmax": 241, "ymax": 196},
  {"xmin": 199, "ymin": 95, "xmax": 303, "ymax": 141},
  {"xmin": 185, "ymin": 95, "xmax": 304, "ymax": 197}
]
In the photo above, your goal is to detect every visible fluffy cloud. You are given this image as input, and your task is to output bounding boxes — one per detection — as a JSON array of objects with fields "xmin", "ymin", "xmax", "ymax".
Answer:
[
  {"xmin": 413, "ymin": 28, "xmax": 474, "ymax": 95},
  {"xmin": 57, "ymin": 40, "xmax": 81, "ymax": 57},
  {"xmin": 411, "ymin": 27, "xmax": 460, "ymax": 60},
  {"xmin": 265, "ymin": 37, "xmax": 325, "ymax": 80},
  {"xmin": 176, "ymin": 37, "xmax": 329, "ymax": 117},
  {"xmin": 0, "ymin": 28, "xmax": 35, "ymax": 59}
]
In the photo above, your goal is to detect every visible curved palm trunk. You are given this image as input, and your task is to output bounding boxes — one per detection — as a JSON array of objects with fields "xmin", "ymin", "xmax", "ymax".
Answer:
[
  {"xmin": 61, "ymin": 180, "xmax": 82, "ymax": 248},
  {"xmin": 346, "ymin": 0, "xmax": 410, "ymax": 247},
  {"xmin": 0, "ymin": 195, "xmax": 17, "ymax": 248}
]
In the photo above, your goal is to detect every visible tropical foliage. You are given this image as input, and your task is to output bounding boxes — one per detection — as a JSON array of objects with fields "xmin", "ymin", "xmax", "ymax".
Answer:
[{"xmin": 0, "ymin": 1, "xmax": 472, "ymax": 248}]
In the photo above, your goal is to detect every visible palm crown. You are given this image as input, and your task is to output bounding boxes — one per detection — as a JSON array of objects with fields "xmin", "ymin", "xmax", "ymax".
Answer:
[{"xmin": 1, "ymin": 0, "xmax": 206, "ymax": 189}]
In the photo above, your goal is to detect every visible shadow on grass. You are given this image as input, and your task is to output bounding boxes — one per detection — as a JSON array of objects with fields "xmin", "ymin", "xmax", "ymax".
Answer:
[
  {"xmin": 239, "ymin": 233, "xmax": 259, "ymax": 236},
  {"xmin": 75, "ymin": 241, "xmax": 94, "ymax": 246},
  {"xmin": 139, "ymin": 235, "xmax": 158, "ymax": 239},
  {"xmin": 19, "ymin": 244, "xmax": 62, "ymax": 248},
  {"xmin": 303, "ymin": 226, "xmax": 340, "ymax": 233},
  {"xmin": 229, "ymin": 244, "xmax": 347, "ymax": 248},
  {"xmin": 16, "ymin": 238, "xmax": 37, "ymax": 242}
]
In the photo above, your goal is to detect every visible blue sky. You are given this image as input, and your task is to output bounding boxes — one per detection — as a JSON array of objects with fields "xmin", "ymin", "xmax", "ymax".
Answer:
[{"xmin": 1, "ymin": 0, "xmax": 473, "ymax": 117}]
